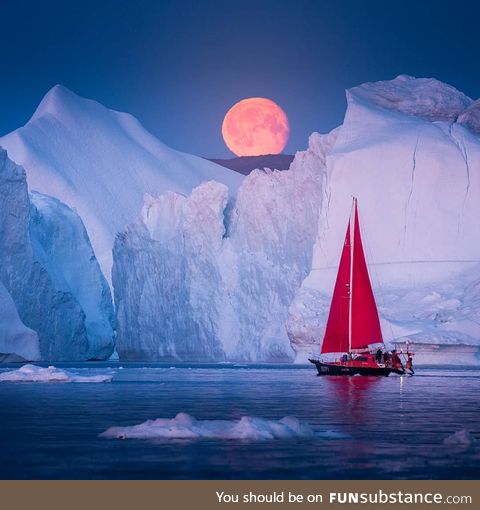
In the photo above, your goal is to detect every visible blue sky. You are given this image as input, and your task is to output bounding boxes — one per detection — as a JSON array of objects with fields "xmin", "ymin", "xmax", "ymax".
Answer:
[{"xmin": 1, "ymin": 0, "xmax": 479, "ymax": 157}]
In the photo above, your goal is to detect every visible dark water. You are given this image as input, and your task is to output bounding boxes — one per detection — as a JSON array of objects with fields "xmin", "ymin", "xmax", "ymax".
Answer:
[{"xmin": 0, "ymin": 363, "xmax": 479, "ymax": 479}]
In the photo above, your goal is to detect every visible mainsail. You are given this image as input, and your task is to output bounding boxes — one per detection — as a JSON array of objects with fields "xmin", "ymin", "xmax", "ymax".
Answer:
[{"xmin": 321, "ymin": 198, "xmax": 383, "ymax": 354}]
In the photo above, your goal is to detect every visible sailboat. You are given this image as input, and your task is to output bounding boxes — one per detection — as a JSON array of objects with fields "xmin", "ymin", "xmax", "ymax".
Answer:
[{"xmin": 309, "ymin": 198, "xmax": 411, "ymax": 376}]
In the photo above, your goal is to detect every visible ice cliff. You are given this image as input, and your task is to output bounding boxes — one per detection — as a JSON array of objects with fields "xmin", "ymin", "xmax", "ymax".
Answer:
[
  {"xmin": 0, "ymin": 281, "xmax": 40, "ymax": 361},
  {"xmin": 113, "ymin": 130, "xmax": 334, "ymax": 361},
  {"xmin": 2, "ymin": 76, "xmax": 479, "ymax": 363},
  {"xmin": 0, "ymin": 85, "xmax": 243, "ymax": 280},
  {"xmin": 0, "ymin": 149, "xmax": 114, "ymax": 360},
  {"xmin": 113, "ymin": 75, "xmax": 480, "ymax": 362},
  {"xmin": 287, "ymin": 75, "xmax": 480, "ymax": 361}
]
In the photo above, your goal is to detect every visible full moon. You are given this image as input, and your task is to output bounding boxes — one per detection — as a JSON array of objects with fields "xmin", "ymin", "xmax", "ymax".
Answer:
[{"xmin": 222, "ymin": 97, "xmax": 289, "ymax": 157}]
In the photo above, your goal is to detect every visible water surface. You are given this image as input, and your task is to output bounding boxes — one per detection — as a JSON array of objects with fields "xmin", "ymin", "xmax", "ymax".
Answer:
[{"xmin": 0, "ymin": 363, "xmax": 479, "ymax": 479}]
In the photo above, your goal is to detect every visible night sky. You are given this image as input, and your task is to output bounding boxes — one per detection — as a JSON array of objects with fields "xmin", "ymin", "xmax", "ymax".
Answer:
[{"xmin": 1, "ymin": 0, "xmax": 479, "ymax": 157}]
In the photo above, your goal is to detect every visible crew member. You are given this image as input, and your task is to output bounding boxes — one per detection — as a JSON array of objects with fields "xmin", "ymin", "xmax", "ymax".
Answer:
[
  {"xmin": 392, "ymin": 349, "xmax": 403, "ymax": 370},
  {"xmin": 383, "ymin": 351, "xmax": 390, "ymax": 367},
  {"xmin": 405, "ymin": 352, "xmax": 414, "ymax": 372}
]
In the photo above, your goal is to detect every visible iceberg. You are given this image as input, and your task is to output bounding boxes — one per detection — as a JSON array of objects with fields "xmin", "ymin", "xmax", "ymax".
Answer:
[
  {"xmin": 288, "ymin": 75, "xmax": 480, "ymax": 362},
  {"xmin": 0, "ymin": 364, "xmax": 112, "ymax": 383},
  {"xmin": 0, "ymin": 149, "xmax": 114, "ymax": 360},
  {"xmin": 2, "ymin": 76, "xmax": 479, "ymax": 364},
  {"xmin": 0, "ymin": 85, "xmax": 243, "ymax": 280},
  {"xmin": 100, "ymin": 412, "xmax": 345, "ymax": 440},
  {"xmin": 113, "ymin": 130, "xmax": 333, "ymax": 361},
  {"xmin": 0, "ymin": 281, "xmax": 40, "ymax": 361},
  {"xmin": 29, "ymin": 192, "xmax": 115, "ymax": 360},
  {"xmin": 443, "ymin": 429, "xmax": 478, "ymax": 448},
  {"xmin": 114, "ymin": 76, "xmax": 480, "ymax": 363}
]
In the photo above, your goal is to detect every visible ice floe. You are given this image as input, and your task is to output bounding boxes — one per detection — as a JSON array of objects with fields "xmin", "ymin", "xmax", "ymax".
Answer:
[
  {"xmin": 443, "ymin": 429, "xmax": 478, "ymax": 447},
  {"xmin": 0, "ymin": 364, "xmax": 112, "ymax": 383},
  {"xmin": 100, "ymin": 412, "xmax": 347, "ymax": 441}
]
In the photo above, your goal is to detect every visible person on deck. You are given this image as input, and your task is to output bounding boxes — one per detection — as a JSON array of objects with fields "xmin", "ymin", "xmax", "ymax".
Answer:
[
  {"xmin": 375, "ymin": 348, "xmax": 383, "ymax": 364},
  {"xmin": 383, "ymin": 351, "xmax": 390, "ymax": 367},
  {"xmin": 392, "ymin": 350, "xmax": 403, "ymax": 370},
  {"xmin": 406, "ymin": 352, "xmax": 414, "ymax": 371}
]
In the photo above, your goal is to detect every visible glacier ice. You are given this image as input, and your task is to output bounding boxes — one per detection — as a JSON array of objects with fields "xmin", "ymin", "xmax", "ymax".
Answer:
[
  {"xmin": 0, "ymin": 85, "xmax": 243, "ymax": 280},
  {"xmin": 100, "ymin": 412, "xmax": 346, "ymax": 440},
  {"xmin": 2, "ymin": 75, "xmax": 479, "ymax": 364},
  {"xmin": 113, "ymin": 130, "xmax": 334, "ymax": 361},
  {"xmin": 347, "ymin": 74, "xmax": 473, "ymax": 122},
  {"xmin": 0, "ymin": 281, "xmax": 40, "ymax": 361},
  {"xmin": 113, "ymin": 76, "xmax": 480, "ymax": 363},
  {"xmin": 0, "ymin": 364, "xmax": 112, "ymax": 383},
  {"xmin": 113, "ymin": 182, "xmax": 228, "ymax": 361},
  {"xmin": 443, "ymin": 429, "xmax": 478, "ymax": 448},
  {"xmin": 29, "ymin": 192, "xmax": 115, "ymax": 360},
  {"xmin": 458, "ymin": 99, "xmax": 480, "ymax": 135},
  {"xmin": 287, "ymin": 75, "xmax": 480, "ymax": 362},
  {"xmin": 0, "ymin": 149, "xmax": 114, "ymax": 360}
]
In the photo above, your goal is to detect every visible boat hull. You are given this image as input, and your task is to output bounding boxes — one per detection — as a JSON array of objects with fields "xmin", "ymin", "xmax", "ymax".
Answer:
[{"xmin": 309, "ymin": 359, "xmax": 404, "ymax": 376}]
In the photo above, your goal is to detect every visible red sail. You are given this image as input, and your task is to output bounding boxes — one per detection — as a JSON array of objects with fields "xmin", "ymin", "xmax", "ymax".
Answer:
[
  {"xmin": 351, "ymin": 203, "xmax": 383, "ymax": 350},
  {"xmin": 321, "ymin": 200, "xmax": 383, "ymax": 354},
  {"xmin": 321, "ymin": 223, "xmax": 351, "ymax": 354}
]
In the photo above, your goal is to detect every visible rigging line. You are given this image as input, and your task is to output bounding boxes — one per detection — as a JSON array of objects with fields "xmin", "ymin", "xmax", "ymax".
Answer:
[
  {"xmin": 348, "ymin": 198, "xmax": 355, "ymax": 353},
  {"xmin": 391, "ymin": 347, "xmax": 480, "ymax": 353}
]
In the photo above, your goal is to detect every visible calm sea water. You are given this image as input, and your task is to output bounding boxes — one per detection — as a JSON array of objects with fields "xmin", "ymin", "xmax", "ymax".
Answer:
[{"xmin": 0, "ymin": 363, "xmax": 479, "ymax": 479}]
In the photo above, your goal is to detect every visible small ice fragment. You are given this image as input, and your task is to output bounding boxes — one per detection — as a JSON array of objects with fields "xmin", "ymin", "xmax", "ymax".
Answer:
[
  {"xmin": 100, "ymin": 413, "xmax": 348, "ymax": 441},
  {"xmin": 0, "ymin": 364, "xmax": 112, "ymax": 383},
  {"xmin": 443, "ymin": 429, "xmax": 478, "ymax": 447}
]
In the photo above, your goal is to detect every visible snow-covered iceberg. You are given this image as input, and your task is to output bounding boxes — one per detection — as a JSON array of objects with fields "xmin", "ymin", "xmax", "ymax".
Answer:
[
  {"xmin": 0, "ymin": 85, "xmax": 243, "ymax": 279},
  {"xmin": 100, "ymin": 412, "xmax": 345, "ymax": 440},
  {"xmin": 113, "ymin": 75, "xmax": 480, "ymax": 363},
  {"xmin": 113, "ymin": 130, "xmax": 333, "ymax": 361},
  {"xmin": 288, "ymin": 75, "xmax": 480, "ymax": 362},
  {"xmin": 2, "ymin": 76, "xmax": 479, "ymax": 364},
  {"xmin": 0, "ymin": 149, "xmax": 114, "ymax": 360},
  {"xmin": 0, "ymin": 364, "xmax": 112, "ymax": 383}
]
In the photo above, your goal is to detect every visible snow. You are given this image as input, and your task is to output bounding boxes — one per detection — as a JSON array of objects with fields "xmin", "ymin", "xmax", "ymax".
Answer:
[
  {"xmin": 0, "ymin": 364, "xmax": 112, "ymax": 383},
  {"xmin": 0, "ymin": 85, "xmax": 243, "ymax": 280},
  {"xmin": 0, "ymin": 149, "xmax": 114, "ymax": 360},
  {"xmin": 100, "ymin": 412, "xmax": 346, "ymax": 440},
  {"xmin": 458, "ymin": 99, "xmax": 480, "ymax": 135},
  {"xmin": 348, "ymin": 75, "xmax": 472, "ymax": 122},
  {"xmin": 113, "ymin": 130, "xmax": 333, "ymax": 361},
  {"xmin": 0, "ymin": 281, "xmax": 40, "ymax": 361}
]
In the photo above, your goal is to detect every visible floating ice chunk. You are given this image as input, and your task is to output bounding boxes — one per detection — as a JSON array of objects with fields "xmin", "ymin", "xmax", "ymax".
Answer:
[
  {"xmin": 443, "ymin": 429, "xmax": 478, "ymax": 447},
  {"xmin": 0, "ymin": 364, "xmax": 112, "ymax": 383},
  {"xmin": 100, "ymin": 412, "xmax": 347, "ymax": 441}
]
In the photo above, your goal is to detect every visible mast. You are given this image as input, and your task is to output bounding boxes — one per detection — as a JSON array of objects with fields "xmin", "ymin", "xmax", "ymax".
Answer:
[{"xmin": 348, "ymin": 197, "xmax": 355, "ymax": 354}]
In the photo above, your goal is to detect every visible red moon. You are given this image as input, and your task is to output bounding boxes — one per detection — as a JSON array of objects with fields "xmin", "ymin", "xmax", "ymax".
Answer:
[{"xmin": 222, "ymin": 97, "xmax": 289, "ymax": 157}]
